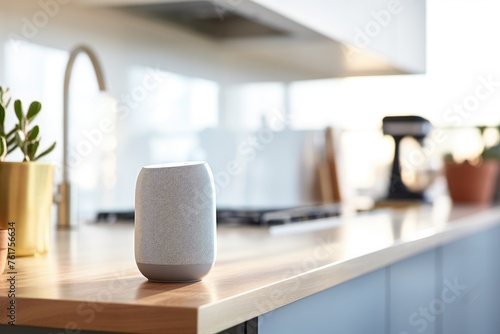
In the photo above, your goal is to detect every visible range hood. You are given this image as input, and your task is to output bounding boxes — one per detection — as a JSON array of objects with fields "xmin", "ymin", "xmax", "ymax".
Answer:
[
  {"xmin": 77, "ymin": 0, "xmax": 425, "ymax": 81},
  {"xmin": 119, "ymin": 1, "xmax": 296, "ymax": 40}
]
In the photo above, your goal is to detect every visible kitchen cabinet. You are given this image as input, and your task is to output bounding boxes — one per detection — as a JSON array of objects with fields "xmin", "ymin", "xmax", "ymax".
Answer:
[
  {"xmin": 256, "ymin": 226, "xmax": 500, "ymax": 334},
  {"xmin": 258, "ymin": 269, "xmax": 386, "ymax": 334},
  {"xmin": 256, "ymin": 250, "xmax": 438, "ymax": 334}
]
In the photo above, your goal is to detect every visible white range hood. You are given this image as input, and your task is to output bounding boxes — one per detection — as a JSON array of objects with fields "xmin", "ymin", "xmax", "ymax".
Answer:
[{"xmin": 76, "ymin": 0, "xmax": 426, "ymax": 81}]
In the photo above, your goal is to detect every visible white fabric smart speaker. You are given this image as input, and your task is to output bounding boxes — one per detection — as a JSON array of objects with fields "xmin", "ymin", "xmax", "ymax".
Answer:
[{"xmin": 134, "ymin": 161, "xmax": 216, "ymax": 282}]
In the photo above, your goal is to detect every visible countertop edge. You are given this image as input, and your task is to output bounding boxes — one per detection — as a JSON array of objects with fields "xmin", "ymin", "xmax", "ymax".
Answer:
[{"xmin": 0, "ymin": 297, "xmax": 199, "ymax": 334}]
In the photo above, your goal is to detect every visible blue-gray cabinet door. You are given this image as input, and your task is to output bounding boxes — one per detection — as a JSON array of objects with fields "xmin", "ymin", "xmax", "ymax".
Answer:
[
  {"xmin": 441, "ymin": 226, "xmax": 500, "ymax": 334},
  {"xmin": 389, "ymin": 250, "xmax": 437, "ymax": 334},
  {"xmin": 259, "ymin": 268, "xmax": 386, "ymax": 334}
]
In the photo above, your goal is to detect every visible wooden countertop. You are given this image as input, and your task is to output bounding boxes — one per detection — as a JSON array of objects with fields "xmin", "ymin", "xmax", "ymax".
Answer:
[{"xmin": 1, "ymin": 198, "xmax": 500, "ymax": 333}]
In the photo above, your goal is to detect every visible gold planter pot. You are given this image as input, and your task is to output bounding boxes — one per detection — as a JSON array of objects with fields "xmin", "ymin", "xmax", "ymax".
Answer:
[
  {"xmin": 0, "ymin": 229, "xmax": 6, "ymax": 274},
  {"xmin": 0, "ymin": 162, "xmax": 55, "ymax": 256}
]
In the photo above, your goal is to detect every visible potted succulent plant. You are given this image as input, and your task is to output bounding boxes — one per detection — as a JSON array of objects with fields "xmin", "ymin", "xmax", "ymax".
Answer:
[
  {"xmin": 444, "ymin": 125, "xmax": 500, "ymax": 204},
  {"xmin": 0, "ymin": 85, "xmax": 56, "ymax": 258}
]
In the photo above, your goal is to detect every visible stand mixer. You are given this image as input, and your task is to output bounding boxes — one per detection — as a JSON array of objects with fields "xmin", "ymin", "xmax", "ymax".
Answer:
[{"xmin": 382, "ymin": 115, "xmax": 432, "ymax": 201}]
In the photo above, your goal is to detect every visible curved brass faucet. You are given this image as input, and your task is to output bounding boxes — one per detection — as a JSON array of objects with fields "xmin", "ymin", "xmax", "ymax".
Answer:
[{"xmin": 57, "ymin": 45, "xmax": 107, "ymax": 228}]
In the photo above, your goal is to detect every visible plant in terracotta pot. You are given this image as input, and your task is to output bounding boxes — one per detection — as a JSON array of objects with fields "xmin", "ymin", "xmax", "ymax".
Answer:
[
  {"xmin": 444, "ymin": 126, "xmax": 500, "ymax": 204},
  {"xmin": 0, "ymin": 85, "xmax": 56, "ymax": 259}
]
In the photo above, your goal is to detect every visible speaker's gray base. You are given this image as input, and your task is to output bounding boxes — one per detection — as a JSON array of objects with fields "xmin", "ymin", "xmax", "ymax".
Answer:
[{"xmin": 137, "ymin": 262, "xmax": 214, "ymax": 282}]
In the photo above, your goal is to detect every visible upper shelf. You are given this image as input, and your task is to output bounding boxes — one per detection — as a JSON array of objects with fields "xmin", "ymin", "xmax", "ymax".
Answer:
[{"xmin": 75, "ymin": 0, "xmax": 426, "ymax": 81}]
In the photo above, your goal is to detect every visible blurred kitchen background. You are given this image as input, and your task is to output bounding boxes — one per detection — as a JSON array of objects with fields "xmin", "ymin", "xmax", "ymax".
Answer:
[{"xmin": 1, "ymin": 0, "xmax": 500, "ymax": 221}]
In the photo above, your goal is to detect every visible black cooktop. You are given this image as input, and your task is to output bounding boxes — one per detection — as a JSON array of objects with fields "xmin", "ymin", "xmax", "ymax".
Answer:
[{"xmin": 96, "ymin": 203, "xmax": 342, "ymax": 226}]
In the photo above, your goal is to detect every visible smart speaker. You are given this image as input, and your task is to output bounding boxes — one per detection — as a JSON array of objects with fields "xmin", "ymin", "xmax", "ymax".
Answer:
[{"xmin": 134, "ymin": 161, "xmax": 216, "ymax": 282}]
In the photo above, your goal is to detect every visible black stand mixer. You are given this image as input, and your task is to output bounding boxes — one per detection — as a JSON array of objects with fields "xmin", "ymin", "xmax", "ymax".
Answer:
[{"xmin": 382, "ymin": 115, "xmax": 432, "ymax": 201}]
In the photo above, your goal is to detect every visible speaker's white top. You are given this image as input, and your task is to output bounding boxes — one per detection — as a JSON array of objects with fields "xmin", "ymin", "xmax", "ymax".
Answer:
[{"xmin": 143, "ymin": 161, "xmax": 207, "ymax": 169}]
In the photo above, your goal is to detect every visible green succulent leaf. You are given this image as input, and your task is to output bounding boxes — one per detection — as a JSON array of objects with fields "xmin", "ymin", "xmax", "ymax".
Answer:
[
  {"xmin": 7, "ymin": 146, "xmax": 16, "ymax": 154},
  {"xmin": 15, "ymin": 129, "xmax": 25, "ymax": 146},
  {"xmin": 0, "ymin": 136, "xmax": 6, "ymax": 161},
  {"xmin": 27, "ymin": 125, "xmax": 40, "ymax": 142},
  {"xmin": 34, "ymin": 142, "xmax": 56, "ymax": 161},
  {"xmin": 6, "ymin": 124, "xmax": 16, "ymax": 153},
  {"xmin": 7, "ymin": 135, "xmax": 16, "ymax": 148},
  {"xmin": 14, "ymin": 100, "xmax": 25, "ymax": 130},
  {"xmin": 5, "ymin": 125, "xmax": 18, "ymax": 138},
  {"xmin": 0, "ymin": 87, "xmax": 11, "ymax": 109},
  {"xmin": 478, "ymin": 125, "xmax": 487, "ymax": 136},
  {"xmin": 482, "ymin": 145, "xmax": 500, "ymax": 161},
  {"xmin": 27, "ymin": 101, "xmax": 42, "ymax": 122},
  {"xmin": 0, "ymin": 104, "xmax": 5, "ymax": 132},
  {"xmin": 14, "ymin": 99, "xmax": 23, "ymax": 121},
  {"xmin": 27, "ymin": 141, "xmax": 39, "ymax": 161},
  {"xmin": 0, "ymin": 89, "xmax": 54, "ymax": 161}
]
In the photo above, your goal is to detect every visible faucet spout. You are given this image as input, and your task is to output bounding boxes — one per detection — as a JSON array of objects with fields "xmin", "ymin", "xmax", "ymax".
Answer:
[{"xmin": 58, "ymin": 45, "xmax": 107, "ymax": 228}]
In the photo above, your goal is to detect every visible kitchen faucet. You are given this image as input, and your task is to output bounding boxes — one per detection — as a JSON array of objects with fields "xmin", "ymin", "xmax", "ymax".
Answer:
[{"xmin": 57, "ymin": 45, "xmax": 107, "ymax": 228}]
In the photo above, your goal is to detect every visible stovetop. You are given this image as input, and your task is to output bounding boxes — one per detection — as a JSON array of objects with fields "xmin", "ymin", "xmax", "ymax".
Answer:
[{"xmin": 96, "ymin": 203, "xmax": 342, "ymax": 226}]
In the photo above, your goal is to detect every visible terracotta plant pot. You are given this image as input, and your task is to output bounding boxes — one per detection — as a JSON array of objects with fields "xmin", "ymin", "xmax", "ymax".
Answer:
[
  {"xmin": 445, "ymin": 160, "xmax": 500, "ymax": 203},
  {"xmin": 0, "ymin": 229, "xmax": 7, "ymax": 275}
]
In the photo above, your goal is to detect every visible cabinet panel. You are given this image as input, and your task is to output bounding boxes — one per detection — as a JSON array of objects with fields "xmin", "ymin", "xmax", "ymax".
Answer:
[
  {"xmin": 389, "ymin": 249, "xmax": 437, "ymax": 334},
  {"xmin": 442, "ymin": 226, "xmax": 500, "ymax": 334},
  {"xmin": 259, "ymin": 269, "xmax": 386, "ymax": 334}
]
